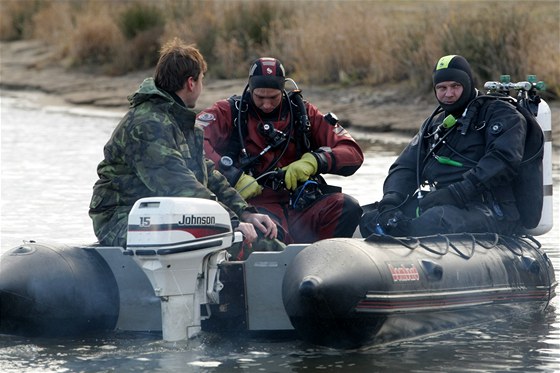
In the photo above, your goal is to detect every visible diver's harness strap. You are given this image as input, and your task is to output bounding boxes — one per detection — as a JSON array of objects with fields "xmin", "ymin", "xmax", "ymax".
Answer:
[
  {"xmin": 224, "ymin": 86, "xmax": 340, "ymax": 210},
  {"xmin": 224, "ymin": 90, "xmax": 301, "ymax": 174},
  {"xmin": 418, "ymin": 93, "xmax": 521, "ymax": 187},
  {"xmin": 423, "ymin": 93, "xmax": 543, "ymax": 167},
  {"xmin": 225, "ymin": 88, "xmax": 323, "ymax": 178}
]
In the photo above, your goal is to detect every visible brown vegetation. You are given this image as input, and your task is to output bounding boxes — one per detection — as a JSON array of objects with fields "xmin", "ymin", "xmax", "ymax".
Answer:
[{"xmin": 1, "ymin": 0, "xmax": 558, "ymax": 99}]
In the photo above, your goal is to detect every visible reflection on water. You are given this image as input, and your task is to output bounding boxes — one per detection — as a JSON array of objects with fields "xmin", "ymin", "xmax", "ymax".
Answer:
[{"xmin": 1, "ymin": 93, "xmax": 559, "ymax": 372}]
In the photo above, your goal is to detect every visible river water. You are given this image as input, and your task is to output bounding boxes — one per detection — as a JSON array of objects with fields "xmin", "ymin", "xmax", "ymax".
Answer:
[{"xmin": 1, "ymin": 92, "xmax": 559, "ymax": 372}]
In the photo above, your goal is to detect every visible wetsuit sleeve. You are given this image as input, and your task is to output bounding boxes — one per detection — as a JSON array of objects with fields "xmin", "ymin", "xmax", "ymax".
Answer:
[
  {"xmin": 382, "ymin": 131, "xmax": 423, "ymax": 200},
  {"xmin": 306, "ymin": 103, "xmax": 364, "ymax": 176}
]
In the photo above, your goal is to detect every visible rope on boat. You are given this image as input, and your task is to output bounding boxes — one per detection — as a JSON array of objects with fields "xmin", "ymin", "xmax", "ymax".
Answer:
[
  {"xmin": 366, "ymin": 232, "xmax": 543, "ymax": 261},
  {"xmin": 497, "ymin": 234, "xmax": 540, "ymax": 257},
  {"xmin": 448, "ymin": 234, "xmax": 475, "ymax": 259},
  {"xmin": 419, "ymin": 234, "xmax": 450, "ymax": 256},
  {"xmin": 473, "ymin": 233, "xmax": 500, "ymax": 249}
]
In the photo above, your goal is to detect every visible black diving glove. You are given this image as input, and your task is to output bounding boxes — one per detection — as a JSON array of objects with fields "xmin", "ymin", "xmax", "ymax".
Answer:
[
  {"xmin": 377, "ymin": 193, "xmax": 405, "ymax": 228},
  {"xmin": 360, "ymin": 193, "xmax": 405, "ymax": 237}
]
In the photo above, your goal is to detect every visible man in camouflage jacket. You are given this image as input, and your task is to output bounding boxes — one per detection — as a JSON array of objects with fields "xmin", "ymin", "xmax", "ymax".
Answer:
[{"xmin": 89, "ymin": 38, "xmax": 277, "ymax": 250}]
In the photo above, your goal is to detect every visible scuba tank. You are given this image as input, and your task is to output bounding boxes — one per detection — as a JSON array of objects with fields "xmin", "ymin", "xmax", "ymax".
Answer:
[{"xmin": 530, "ymin": 94, "xmax": 552, "ymax": 235}]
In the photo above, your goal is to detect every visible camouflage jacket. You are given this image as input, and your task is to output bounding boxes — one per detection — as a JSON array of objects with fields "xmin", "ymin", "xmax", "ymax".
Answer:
[{"xmin": 89, "ymin": 78, "xmax": 250, "ymax": 243}]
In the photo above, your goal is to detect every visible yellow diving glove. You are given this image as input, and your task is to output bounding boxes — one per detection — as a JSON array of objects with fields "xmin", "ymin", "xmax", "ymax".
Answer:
[
  {"xmin": 234, "ymin": 173, "xmax": 263, "ymax": 200},
  {"xmin": 282, "ymin": 152, "xmax": 318, "ymax": 191}
]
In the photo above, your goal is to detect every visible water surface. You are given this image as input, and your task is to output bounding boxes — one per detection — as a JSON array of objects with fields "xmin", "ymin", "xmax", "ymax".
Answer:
[{"xmin": 1, "ymin": 93, "xmax": 559, "ymax": 372}]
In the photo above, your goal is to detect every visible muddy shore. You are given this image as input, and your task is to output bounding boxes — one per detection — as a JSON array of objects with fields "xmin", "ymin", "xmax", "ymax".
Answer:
[{"xmin": 1, "ymin": 40, "xmax": 558, "ymax": 147}]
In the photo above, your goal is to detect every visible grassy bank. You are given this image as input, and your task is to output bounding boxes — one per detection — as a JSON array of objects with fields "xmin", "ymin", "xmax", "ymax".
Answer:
[{"xmin": 1, "ymin": 0, "xmax": 558, "ymax": 98}]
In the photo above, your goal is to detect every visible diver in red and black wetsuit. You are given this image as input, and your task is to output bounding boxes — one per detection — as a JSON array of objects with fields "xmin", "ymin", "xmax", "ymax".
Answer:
[{"xmin": 197, "ymin": 57, "xmax": 364, "ymax": 245}]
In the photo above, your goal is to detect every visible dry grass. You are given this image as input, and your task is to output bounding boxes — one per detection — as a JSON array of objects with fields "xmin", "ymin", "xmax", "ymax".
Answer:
[{"xmin": 1, "ymin": 0, "xmax": 558, "ymax": 97}]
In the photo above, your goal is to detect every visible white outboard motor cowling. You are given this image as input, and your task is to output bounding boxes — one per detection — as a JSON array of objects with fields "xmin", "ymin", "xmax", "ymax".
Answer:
[{"xmin": 124, "ymin": 197, "xmax": 241, "ymax": 341}]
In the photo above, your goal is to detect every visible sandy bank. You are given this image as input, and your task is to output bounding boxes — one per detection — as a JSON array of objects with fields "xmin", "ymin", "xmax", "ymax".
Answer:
[{"xmin": 1, "ymin": 40, "xmax": 558, "ymax": 147}]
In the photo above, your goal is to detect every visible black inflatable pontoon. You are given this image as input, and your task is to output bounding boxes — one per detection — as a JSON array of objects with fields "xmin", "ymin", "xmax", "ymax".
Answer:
[{"xmin": 1, "ymin": 232, "xmax": 555, "ymax": 349}]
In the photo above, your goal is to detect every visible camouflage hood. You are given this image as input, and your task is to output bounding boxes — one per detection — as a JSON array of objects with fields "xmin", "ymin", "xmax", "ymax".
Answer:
[{"xmin": 128, "ymin": 77, "xmax": 172, "ymax": 108}]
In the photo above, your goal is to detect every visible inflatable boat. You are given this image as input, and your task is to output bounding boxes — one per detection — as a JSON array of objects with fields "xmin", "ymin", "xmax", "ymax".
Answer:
[
  {"xmin": 0, "ymin": 78, "xmax": 555, "ymax": 348},
  {"xmin": 0, "ymin": 197, "xmax": 556, "ymax": 349}
]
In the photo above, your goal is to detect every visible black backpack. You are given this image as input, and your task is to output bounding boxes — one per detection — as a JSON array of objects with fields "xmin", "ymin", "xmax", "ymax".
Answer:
[{"xmin": 466, "ymin": 94, "xmax": 544, "ymax": 229}]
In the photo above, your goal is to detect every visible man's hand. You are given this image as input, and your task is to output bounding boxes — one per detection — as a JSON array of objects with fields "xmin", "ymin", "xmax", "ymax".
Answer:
[
  {"xmin": 282, "ymin": 152, "xmax": 318, "ymax": 190},
  {"xmin": 236, "ymin": 222, "xmax": 258, "ymax": 244},
  {"xmin": 240, "ymin": 211, "xmax": 278, "ymax": 240},
  {"xmin": 234, "ymin": 173, "xmax": 263, "ymax": 199},
  {"xmin": 419, "ymin": 188, "xmax": 459, "ymax": 211}
]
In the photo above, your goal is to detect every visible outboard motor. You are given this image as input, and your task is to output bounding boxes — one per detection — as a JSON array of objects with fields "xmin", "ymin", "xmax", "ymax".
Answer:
[{"xmin": 124, "ymin": 197, "xmax": 242, "ymax": 341}]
